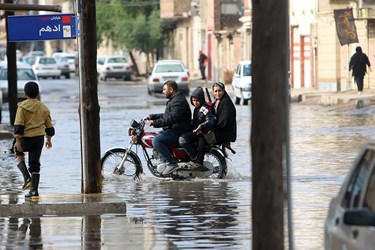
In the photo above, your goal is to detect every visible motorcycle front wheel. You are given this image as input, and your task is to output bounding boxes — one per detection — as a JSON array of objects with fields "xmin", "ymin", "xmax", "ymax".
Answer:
[
  {"xmin": 101, "ymin": 148, "xmax": 143, "ymax": 180},
  {"xmin": 204, "ymin": 149, "xmax": 227, "ymax": 179}
]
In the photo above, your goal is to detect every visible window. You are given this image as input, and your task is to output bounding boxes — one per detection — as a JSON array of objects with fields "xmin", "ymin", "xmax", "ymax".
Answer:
[
  {"xmin": 342, "ymin": 149, "xmax": 375, "ymax": 208},
  {"xmin": 155, "ymin": 64, "xmax": 184, "ymax": 73},
  {"xmin": 243, "ymin": 64, "xmax": 251, "ymax": 76},
  {"xmin": 0, "ymin": 69, "xmax": 36, "ymax": 80},
  {"xmin": 364, "ymin": 168, "xmax": 375, "ymax": 211}
]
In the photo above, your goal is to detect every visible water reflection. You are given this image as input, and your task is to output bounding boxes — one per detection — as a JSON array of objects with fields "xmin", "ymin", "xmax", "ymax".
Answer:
[{"xmin": 102, "ymin": 179, "xmax": 251, "ymax": 249}]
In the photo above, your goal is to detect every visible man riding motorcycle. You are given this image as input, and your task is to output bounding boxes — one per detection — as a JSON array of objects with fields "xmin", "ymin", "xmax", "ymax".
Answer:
[{"xmin": 146, "ymin": 80, "xmax": 192, "ymax": 175}]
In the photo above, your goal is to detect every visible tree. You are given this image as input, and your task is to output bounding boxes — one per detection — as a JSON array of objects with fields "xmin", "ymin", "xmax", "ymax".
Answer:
[
  {"xmin": 80, "ymin": 0, "xmax": 102, "ymax": 193},
  {"xmin": 96, "ymin": 0, "xmax": 165, "ymax": 73},
  {"xmin": 251, "ymin": 0, "xmax": 289, "ymax": 249}
]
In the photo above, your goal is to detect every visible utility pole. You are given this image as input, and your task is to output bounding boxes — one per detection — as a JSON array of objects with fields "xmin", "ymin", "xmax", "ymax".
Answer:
[
  {"xmin": 76, "ymin": 0, "xmax": 102, "ymax": 193},
  {"xmin": 251, "ymin": 0, "xmax": 291, "ymax": 249},
  {"xmin": 4, "ymin": 0, "xmax": 17, "ymax": 125}
]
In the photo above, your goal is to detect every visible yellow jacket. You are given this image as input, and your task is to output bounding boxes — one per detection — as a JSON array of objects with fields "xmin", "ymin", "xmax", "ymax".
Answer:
[{"xmin": 14, "ymin": 98, "xmax": 54, "ymax": 139}]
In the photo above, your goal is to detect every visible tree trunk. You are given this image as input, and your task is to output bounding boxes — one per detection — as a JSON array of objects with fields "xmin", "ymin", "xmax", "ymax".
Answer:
[
  {"xmin": 80, "ymin": 0, "xmax": 102, "ymax": 193},
  {"xmin": 129, "ymin": 51, "xmax": 139, "ymax": 77},
  {"xmin": 251, "ymin": 0, "xmax": 289, "ymax": 249}
]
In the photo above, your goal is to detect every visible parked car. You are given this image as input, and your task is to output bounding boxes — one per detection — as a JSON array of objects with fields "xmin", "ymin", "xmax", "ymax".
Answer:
[
  {"xmin": 20, "ymin": 56, "xmax": 36, "ymax": 66},
  {"xmin": 231, "ymin": 60, "xmax": 252, "ymax": 105},
  {"xmin": 53, "ymin": 55, "xmax": 70, "ymax": 79},
  {"xmin": 147, "ymin": 59, "xmax": 190, "ymax": 96},
  {"xmin": 52, "ymin": 52, "xmax": 77, "ymax": 73},
  {"xmin": 0, "ymin": 61, "xmax": 40, "ymax": 103},
  {"xmin": 97, "ymin": 56, "xmax": 132, "ymax": 81},
  {"xmin": 27, "ymin": 50, "xmax": 45, "ymax": 57},
  {"xmin": 324, "ymin": 139, "xmax": 375, "ymax": 250},
  {"xmin": 32, "ymin": 56, "xmax": 61, "ymax": 79}
]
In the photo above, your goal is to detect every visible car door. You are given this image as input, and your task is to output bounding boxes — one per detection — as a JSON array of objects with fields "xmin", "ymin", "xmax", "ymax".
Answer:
[
  {"xmin": 331, "ymin": 148, "xmax": 375, "ymax": 250},
  {"xmin": 343, "ymin": 167, "xmax": 375, "ymax": 250},
  {"xmin": 232, "ymin": 63, "xmax": 241, "ymax": 96}
]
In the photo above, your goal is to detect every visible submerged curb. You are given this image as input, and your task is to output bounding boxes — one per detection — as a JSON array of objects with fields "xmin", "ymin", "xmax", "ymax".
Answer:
[{"xmin": 0, "ymin": 202, "xmax": 126, "ymax": 217}]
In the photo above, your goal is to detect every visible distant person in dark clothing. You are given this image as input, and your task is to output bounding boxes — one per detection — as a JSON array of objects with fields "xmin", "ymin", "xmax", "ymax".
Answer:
[
  {"xmin": 198, "ymin": 50, "xmax": 207, "ymax": 80},
  {"xmin": 349, "ymin": 46, "xmax": 371, "ymax": 94}
]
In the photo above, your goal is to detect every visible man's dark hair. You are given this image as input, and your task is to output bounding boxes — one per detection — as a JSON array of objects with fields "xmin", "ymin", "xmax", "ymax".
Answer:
[
  {"xmin": 163, "ymin": 80, "xmax": 178, "ymax": 92},
  {"xmin": 24, "ymin": 81, "xmax": 39, "ymax": 98}
]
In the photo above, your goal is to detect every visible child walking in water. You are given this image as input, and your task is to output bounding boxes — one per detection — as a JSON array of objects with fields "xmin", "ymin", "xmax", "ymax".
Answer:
[{"xmin": 14, "ymin": 81, "xmax": 55, "ymax": 199}]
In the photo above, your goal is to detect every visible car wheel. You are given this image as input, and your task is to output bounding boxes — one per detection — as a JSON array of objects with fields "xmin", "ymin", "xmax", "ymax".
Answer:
[
  {"xmin": 243, "ymin": 99, "xmax": 249, "ymax": 105},
  {"xmin": 235, "ymin": 97, "xmax": 241, "ymax": 105},
  {"xmin": 57, "ymin": 76, "xmax": 60, "ymax": 79},
  {"xmin": 65, "ymin": 73, "xmax": 70, "ymax": 79}
]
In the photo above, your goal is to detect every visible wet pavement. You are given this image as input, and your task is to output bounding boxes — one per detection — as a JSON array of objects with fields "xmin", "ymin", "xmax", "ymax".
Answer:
[{"xmin": 1, "ymin": 78, "xmax": 375, "ymax": 249}]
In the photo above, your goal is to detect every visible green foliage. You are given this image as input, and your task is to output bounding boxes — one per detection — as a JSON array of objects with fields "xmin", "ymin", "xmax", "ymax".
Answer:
[{"xmin": 96, "ymin": 0, "xmax": 164, "ymax": 55}]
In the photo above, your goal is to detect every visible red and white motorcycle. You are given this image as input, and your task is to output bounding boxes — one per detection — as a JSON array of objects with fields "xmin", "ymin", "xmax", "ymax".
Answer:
[{"xmin": 101, "ymin": 118, "xmax": 235, "ymax": 180}]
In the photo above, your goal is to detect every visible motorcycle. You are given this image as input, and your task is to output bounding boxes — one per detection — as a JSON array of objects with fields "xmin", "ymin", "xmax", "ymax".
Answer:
[{"xmin": 101, "ymin": 118, "xmax": 236, "ymax": 180}]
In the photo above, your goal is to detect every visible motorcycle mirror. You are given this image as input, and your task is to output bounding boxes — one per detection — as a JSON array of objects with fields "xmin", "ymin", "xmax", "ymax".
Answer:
[{"xmin": 130, "ymin": 120, "xmax": 140, "ymax": 128}]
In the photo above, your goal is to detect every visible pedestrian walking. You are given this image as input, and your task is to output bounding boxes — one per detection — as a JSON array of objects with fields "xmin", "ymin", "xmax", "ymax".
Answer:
[
  {"xmin": 349, "ymin": 46, "xmax": 371, "ymax": 94},
  {"xmin": 14, "ymin": 81, "xmax": 55, "ymax": 199},
  {"xmin": 198, "ymin": 50, "xmax": 207, "ymax": 80}
]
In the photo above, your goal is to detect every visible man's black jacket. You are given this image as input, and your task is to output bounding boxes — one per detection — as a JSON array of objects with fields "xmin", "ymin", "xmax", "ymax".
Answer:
[{"xmin": 150, "ymin": 91, "xmax": 192, "ymax": 134}]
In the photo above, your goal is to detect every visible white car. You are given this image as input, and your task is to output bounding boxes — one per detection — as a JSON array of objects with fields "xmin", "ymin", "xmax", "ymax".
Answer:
[
  {"xmin": 53, "ymin": 56, "xmax": 71, "ymax": 79},
  {"xmin": 324, "ymin": 139, "xmax": 375, "ymax": 250},
  {"xmin": 97, "ymin": 56, "xmax": 132, "ymax": 81},
  {"xmin": 0, "ymin": 61, "xmax": 40, "ymax": 103},
  {"xmin": 232, "ymin": 60, "xmax": 251, "ymax": 105},
  {"xmin": 147, "ymin": 59, "xmax": 190, "ymax": 96},
  {"xmin": 52, "ymin": 52, "xmax": 77, "ymax": 73},
  {"xmin": 32, "ymin": 56, "xmax": 61, "ymax": 79}
]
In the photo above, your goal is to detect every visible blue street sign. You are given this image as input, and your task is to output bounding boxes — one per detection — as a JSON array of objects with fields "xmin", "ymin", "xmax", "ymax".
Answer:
[{"xmin": 7, "ymin": 14, "xmax": 78, "ymax": 42}]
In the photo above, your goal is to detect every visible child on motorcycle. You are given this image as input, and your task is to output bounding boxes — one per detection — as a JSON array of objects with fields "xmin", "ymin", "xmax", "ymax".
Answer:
[{"xmin": 179, "ymin": 86, "xmax": 217, "ymax": 170}]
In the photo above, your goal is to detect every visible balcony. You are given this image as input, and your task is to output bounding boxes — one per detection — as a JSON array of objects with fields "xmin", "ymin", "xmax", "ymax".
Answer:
[{"xmin": 160, "ymin": 0, "xmax": 191, "ymax": 19}]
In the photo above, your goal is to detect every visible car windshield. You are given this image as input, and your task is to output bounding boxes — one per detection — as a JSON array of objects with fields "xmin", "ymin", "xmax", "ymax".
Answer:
[
  {"xmin": 108, "ymin": 57, "xmax": 127, "ymax": 63},
  {"xmin": 155, "ymin": 64, "xmax": 184, "ymax": 73},
  {"xmin": 39, "ymin": 58, "xmax": 56, "ymax": 65},
  {"xmin": 243, "ymin": 64, "xmax": 251, "ymax": 76},
  {"xmin": 0, "ymin": 68, "xmax": 36, "ymax": 80}
]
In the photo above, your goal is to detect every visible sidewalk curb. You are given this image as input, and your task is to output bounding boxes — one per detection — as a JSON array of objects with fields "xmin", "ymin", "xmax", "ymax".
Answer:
[
  {"xmin": 0, "ymin": 124, "xmax": 13, "ymax": 140},
  {"xmin": 0, "ymin": 193, "xmax": 126, "ymax": 216}
]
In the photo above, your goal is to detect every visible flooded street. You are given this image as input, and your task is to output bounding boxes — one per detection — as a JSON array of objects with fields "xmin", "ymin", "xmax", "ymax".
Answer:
[{"xmin": 1, "ymin": 78, "xmax": 375, "ymax": 249}]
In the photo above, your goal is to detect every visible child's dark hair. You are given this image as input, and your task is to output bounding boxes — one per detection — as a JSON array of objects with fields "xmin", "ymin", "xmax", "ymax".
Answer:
[{"xmin": 24, "ymin": 81, "xmax": 39, "ymax": 98}]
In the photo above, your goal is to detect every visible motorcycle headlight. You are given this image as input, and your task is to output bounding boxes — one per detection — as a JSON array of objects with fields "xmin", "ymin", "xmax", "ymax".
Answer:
[{"xmin": 128, "ymin": 128, "xmax": 135, "ymax": 136}]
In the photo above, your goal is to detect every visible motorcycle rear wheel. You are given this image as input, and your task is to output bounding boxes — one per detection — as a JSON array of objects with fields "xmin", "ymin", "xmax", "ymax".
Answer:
[
  {"xmin": 205, "ymin": 149, "xmax": 227, "ymax": 179},
  {"xmin": 101, "ymin": 148, "xmax": 143, "ymax": 180}
]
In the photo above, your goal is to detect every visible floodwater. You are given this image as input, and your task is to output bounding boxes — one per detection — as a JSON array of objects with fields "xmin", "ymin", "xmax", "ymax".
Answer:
[{"xmin": 1, "ymin": 79, "xmax": 375, "ymax": 249}]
